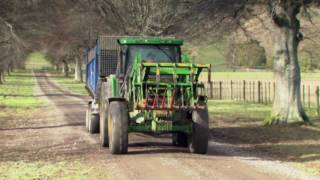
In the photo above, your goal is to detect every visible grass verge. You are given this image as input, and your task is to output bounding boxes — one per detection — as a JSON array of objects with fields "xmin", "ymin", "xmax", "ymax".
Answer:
[
  {"xmin": 208, "ymin": 100, "xmax": 320, "ymax": 176},
  {"xmin": 0, "ymin": 161, "xmax": 107, "ymax": 180},
  {"xmin": 0, "ymin": 71, "xmax": 42, "ymax": 112}
]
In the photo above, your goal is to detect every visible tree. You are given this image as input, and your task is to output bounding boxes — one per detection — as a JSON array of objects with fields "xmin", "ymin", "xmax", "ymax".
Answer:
[{"xmin": 264, "ymin": 0, "xmax": 319, "ymax": 124}]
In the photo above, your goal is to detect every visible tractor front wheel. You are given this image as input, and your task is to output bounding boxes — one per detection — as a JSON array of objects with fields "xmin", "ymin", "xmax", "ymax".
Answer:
[
  {"xmin": 108, "ymin": 101, "xmax": 128, "ymax": 154},
  {"xmin": 189, "ymin": 105, "xmax": 209, "ymax": 154}
]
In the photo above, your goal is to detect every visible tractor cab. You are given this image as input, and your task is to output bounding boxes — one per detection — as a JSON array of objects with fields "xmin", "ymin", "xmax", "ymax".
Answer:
[{"xmin": 117, "ymin": 37, "xmax": 185, "ymax": 76}]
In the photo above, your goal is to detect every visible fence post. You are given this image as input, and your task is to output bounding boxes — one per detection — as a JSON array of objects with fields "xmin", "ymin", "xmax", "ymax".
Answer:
[
  {"xmin": 308, "ymin": 85, "xmax": 311, "ymax": 109},
  {"xmin": 253, "ymin": 81, "xmax": 255, "ymax": 103},
  {"xmin": 303, "ymin": 84, "xmax": 305, "ymax": 106},
  {"xmin": 265, "ymin": 82, "xmax": 268, "ymax": 104},
  {"xmin": 258, "ymin": 81, "xmax": 261, "ymax": 104},
  {"xmin": 268, "ymin": 82, "xmax": 271, "ymax": 103},
  {"xmin": 249, "ymin": 81, "xmax": 252, "ymax": 102},
  {"xmin": 230, "ymin": 80, "xmax": 233, "ymax": 100},
  {"xmin": 219, "ymin": 81, "xmax": 222, "ymax": 100},
  {"xmin": 273, "ymin": 82, "xmax": 276, "ymax": 102},
  {"xmin": 317, "ymin": 86, "xmax": 320, "ymax": 116},
  {"xmin": 209, "ymin": 82, "xmax": 213, "ymax": 99},
  {"xmin": 243, "ymin": 80, "xmax": 246, "ymax": 101}
]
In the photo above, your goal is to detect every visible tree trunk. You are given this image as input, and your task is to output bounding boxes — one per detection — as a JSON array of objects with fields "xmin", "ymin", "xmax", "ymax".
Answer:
[
  {"xmin": 74, "ymin": 56, "xmax": 83, "ymax": 82},
  {"xmin": 0, "ymin": 71, "xmax": 5, "ymax": 84},
  {"xmin": 266, "ymin": 3, "xmax": 308, "ymax": 125},
  {"xmin": 55, "ymin": 64, "xmax": 59, "ymax": 71},
  {"xmin": 63, "ymin": 61, "xmax": 69, "ymax": 77}
]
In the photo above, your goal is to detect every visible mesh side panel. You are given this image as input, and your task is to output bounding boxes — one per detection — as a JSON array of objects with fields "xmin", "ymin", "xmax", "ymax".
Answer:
[
  {"xmin": 100, "ymin": 49, "xmax": 118, "ymax": 76},
  {"xmin": 98, "ymin": 36, "xmax": 121, "ymax": 77},
  {"xmin": 98, "ymin": 36, "xmax": 141, "ymax": 77}
]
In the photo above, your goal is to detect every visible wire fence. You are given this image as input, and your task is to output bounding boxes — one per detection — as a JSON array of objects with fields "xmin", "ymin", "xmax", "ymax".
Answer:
[{"xmin": 205, "ymin": 80, "xmax": 320, "ymax": 115}]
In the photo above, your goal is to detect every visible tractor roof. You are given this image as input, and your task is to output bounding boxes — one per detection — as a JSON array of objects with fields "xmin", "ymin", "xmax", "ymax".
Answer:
[{"xmin": 118, "ymin": 37, "xmax": 183, "ymax": 45}]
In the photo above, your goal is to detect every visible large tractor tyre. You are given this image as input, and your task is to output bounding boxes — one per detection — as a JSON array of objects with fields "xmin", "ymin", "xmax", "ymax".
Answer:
[
  {"xmin": 189, "ymin": 104, "xmax": 209, "ymax": 154},
  {"xmin": 172, "ymin": 133, "xmax": 188, "ymax": 147},
  {"xmin": 89, "ymin": 114, "xmax": 100, "ymax": 134},
  {"xmin": 99, "ymin": 83, "xmax": 111, "ymax": 147},
  {"xmin": 108, "ymin": 101, "xmax": 128, "ymax": 154},
  {"xmin": 85, "ymin": 104, "xmax": 91, "ymax": 131}
]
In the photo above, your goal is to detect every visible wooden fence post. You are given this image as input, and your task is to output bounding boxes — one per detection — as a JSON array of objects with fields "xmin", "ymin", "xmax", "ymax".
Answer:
[
  {"xmin": 303, "ymin": 84, "xmax": 305, "ymax": 106},
  {"xmin": 258, "ymin": 81, "xmax": 261, "ymax": 104},
  {"xmin": 253, "ymin": 81, "xmax": 255, "ymax": 103},
  {"xmin": 209, "ymin": 82, "xmax": 213, "ymax": 99},
  {"xmin": 230, "ymin": 80, "xmax": 233, "ymax": 100},
  {"xmin": 249, "ymin": 81, "xmax": 252, "ymax": 102},
  {"xmin": 308, "ymin": 85, "xmax": 311, "ymax": 109},
  {"xmin": 316, "ymin": 86, "xmax": 320, "ymax": 116},
  {"xmin": 264, "ymin": 82, "xmax": 267, "ymax": 104},
  {"xmin": 219, "ymin": 81, "xmax": 222, "ymax": 100},
  {"xmin": 268, "ymin": 82, "xmax": 271, "ymax": 103},
  {"xmin": 273, "ymin": 82, "xmax": 276, "ymax": 102},
  {"xmin": 243, "ymin": 80, "xmax": 246, "ymax": 101},
  {"xmin": 317, "ymin": 86, "xmax": 320, "ymax": 116}
]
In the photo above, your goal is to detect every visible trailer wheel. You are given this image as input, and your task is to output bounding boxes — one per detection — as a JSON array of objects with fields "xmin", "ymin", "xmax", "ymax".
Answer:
[
  {"xmin": 89, "ymin": 113, "xmax": 99, "ymax": 134},
  {"xmin": 172, "ymin": 133, "xmax": 188, "ymax": 147},
  {"xmin": 189, "ymin": 104, "xmax": 209, "ymax": 154},
  {"xmin": 108, "ymin": 101, "xmax": 128, "ymax": 154},
  {"xmin": 99, "ymin": 83, "xmax": 110, "ymax": 147}
]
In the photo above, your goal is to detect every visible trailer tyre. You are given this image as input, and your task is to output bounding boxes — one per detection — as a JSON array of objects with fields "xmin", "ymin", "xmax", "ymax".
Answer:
[
  {"xmin": 189, "ymin": 104, "xmax": 209, "ymax": 154},
  {"xmin": 172, "ymin": 133, "xmax": 188, "ymax": 147},
  {"xmin": 108, "ymin": 101, "xmax": 128, "ymax": 154},
  {"xmin": 89, "ymin": 114, "xmax": 99, "ymax": 134}
]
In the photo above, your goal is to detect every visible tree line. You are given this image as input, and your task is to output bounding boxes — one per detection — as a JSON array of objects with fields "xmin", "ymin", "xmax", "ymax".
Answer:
[{"xmin": 1, "ymin": 0, "xmax": 320, "ymax": 124}]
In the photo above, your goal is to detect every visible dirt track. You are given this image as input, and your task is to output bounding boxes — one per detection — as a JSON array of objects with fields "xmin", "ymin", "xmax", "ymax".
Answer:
[{"xmin": 0, "ymin": 72, "xmax": 316, "ymax": 180}]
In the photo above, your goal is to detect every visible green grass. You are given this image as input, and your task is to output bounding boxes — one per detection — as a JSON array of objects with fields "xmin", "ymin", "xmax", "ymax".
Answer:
[
  {"xmin": 50, "ymin": 74, "xmax": 88, "ymax": 96},
  {"xmin": 0, "ymin": 71, "xmax": 42, "ymax": 109},
  {"xmin": 0, "ymin": 161, "xmax": 107, "ymax": 180},
  {"xmin": 208, "ymin": 100, "xmax": 271, "ymax": 120},
  {"xmin": 25, "ymin": 52, "xmax": 52, "ymax": 70},
  {"xmin": 199, "ymin": 71, "xmax": 320, "ymax": 81},
  {"xmin": 208, "ymin": 100, "xmax": 319, "ymax": 121}
]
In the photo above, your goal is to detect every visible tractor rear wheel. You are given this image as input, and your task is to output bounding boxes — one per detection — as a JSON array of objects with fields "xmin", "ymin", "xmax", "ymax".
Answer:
[
  {"xmin": 89, "ymin": 113, "xmax": 100, "ymax": 134},
  {"xmin": 189, "ymin": 104, "xmax": 209, "ymax": 154},
  {"xmin": 172, "ymin": 133, "xmax": 188, "ymax": 147},
  {"xmin": 108, "ymin": 101, "xmax": 128, "ymax": 154},
  {"xmin": 99, "ymin": 82, "xmax": 110, "ymax": 147}
]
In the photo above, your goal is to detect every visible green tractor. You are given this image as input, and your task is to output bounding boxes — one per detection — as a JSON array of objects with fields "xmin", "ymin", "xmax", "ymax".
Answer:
[{"xmin": 85, "ymin": 36, "xmax": 211, "ymax": 154}]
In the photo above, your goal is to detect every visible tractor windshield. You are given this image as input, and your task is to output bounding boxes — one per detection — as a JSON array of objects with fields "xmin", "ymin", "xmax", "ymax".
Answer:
[{"xmin": 127, "ymin": 45, "xmax": 180, "ymax": 64}]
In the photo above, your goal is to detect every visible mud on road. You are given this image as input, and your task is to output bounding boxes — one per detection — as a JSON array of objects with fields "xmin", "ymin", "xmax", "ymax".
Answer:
[{"xmin": 0, "ymin": 72, "xmax": 316, "ymax": 180}]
